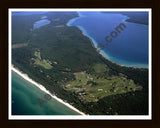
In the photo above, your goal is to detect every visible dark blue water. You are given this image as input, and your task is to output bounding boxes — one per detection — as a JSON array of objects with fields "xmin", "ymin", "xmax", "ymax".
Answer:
[{"xmin": 68, "ymin": 12, "xmax": 149, "ymax": 68}]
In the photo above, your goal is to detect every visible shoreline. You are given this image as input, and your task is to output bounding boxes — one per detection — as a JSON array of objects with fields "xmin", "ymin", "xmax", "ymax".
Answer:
[
  {"xmin": 71, "ymin": 24, "xmax": 148, "ymax": 69},
  {"xmin": 67, "ymin": 12, "xmax": 148, "ymax": 69},
  {"xmin": 11, "ymin": 65, "xmax": 86, "ymax": 116}
]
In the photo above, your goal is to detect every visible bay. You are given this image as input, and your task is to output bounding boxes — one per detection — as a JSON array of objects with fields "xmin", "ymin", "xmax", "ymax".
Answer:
[{"xmin": 68, "ymin": 11, "xmax": 149, "ymax": 68}]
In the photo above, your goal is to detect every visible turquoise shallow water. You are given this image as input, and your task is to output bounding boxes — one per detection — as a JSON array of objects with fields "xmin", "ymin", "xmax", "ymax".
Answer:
[
  {"xmin": 12, "ymin": 71, "xmax": 79, "ymax": 115},
  {"xmin": 68, "ymin": 12, "xmax": 149, "ymax": 68}
]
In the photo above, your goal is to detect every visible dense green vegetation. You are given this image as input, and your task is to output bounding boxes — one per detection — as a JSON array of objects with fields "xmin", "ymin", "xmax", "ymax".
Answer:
[
  {"xmin": 12, "ymin": 12, "xmax": 148, "ymax": 115},
  {"xmin": 103, "ymin": 12, "xmax": 148, "ymax": 25},
  {"xmin": 65, "ymin": 70, "xmax": 142, "ymax": 102}
]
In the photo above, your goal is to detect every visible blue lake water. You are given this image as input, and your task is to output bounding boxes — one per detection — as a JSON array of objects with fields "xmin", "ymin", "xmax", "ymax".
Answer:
[
  {"xmin": 68, "ymin": 12, "xmax": 149, "ymax": 68},
  {"xmin": 33, "ymin": 19, "xmax": 51, "ymax": 29},
  {"xmin": 11, "ymin": 11, "xmax": 149, "ymax": 115},
  {"xmin": 11, "ymin": 11, "xmax": 80, "ymax": 115},
  {"xmin": 12, "ymin": 12, "xmax": 51, "ymax": 29}
]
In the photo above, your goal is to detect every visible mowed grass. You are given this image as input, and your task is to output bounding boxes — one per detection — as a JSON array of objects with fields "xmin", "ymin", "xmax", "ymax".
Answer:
[
  {"xmin": 65, "ymin": 71, "xmax": 143, "ymax": 102},
  {"xmin": 93, "ymin": 63, "xmax": 109, "ymax": 73},
  {"xmin": 34, "ymin": 51, "xmax": 41, "ymax": 59},
  {"xmin": 34, "ymin": 51, "xmax": 52, "ymax": 69},
  {"xmin": 66, "ymin": 72, "xmax": 87, "ymax": 89}
]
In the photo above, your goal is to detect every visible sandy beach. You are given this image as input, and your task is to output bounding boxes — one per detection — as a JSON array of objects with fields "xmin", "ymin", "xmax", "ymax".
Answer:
[
  {"xmin": 78, "ymin": 26, "xmax": 147, "ymax": 69},
  {"xmin": 11, "ymin": 65, "xmax": 85, "ymax": 116},
  {"xmin": 67, "ymin": 12, "xmax": 148, "ymax": 69}
]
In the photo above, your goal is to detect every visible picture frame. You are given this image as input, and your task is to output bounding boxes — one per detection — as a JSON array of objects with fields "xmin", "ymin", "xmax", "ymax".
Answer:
[{"xmin": 0, "ymin": 0, "xmax": 159, "ymax": 127}]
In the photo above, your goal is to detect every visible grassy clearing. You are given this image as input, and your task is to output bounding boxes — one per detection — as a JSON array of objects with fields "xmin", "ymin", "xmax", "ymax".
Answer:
[
  {"xmin": 93, "ymin": 63, "xmax": 109, "ymax": 73},
  {"xmin": 12, "ymin": 43, "xmax": 28, "ymax": 49},
  {"xmin": 65, "ymin": 71, "xmax": 142, "ymax": 102},
  {"xmin": 34, "ymin": 51, "xmax": 52, "ymax": 69},
  {"xmin": 34, "ymin": 51, "xmax": 41, "ymax": 59}
]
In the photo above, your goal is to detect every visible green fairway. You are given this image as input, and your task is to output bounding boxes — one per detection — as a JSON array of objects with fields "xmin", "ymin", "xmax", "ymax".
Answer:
[
  {"xmin": 12, "ymin": 11, "xmax": 148, "ymax": 115},
  {"xmin": 93, "ymin": 63, "xmax": 109, "ymax": 73},
  {"xmin": 34, "ymin": 51, "xmax": 52, "ymax": 69},
  {"xmin": 34, "ymin": 51, "xmax": 41, "ymax": 59},
  {"xmin": 65, "ymin": 71, "xmax": 142, "ymax": 102}
]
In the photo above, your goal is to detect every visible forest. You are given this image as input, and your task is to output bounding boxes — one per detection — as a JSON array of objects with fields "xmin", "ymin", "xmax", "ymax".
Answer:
[{"xmin": 12, "ymin": 11, "xmax": 148, "ymax": 115}]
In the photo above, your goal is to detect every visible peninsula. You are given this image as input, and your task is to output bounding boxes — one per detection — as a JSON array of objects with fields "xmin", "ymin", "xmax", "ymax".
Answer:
[{"xmin": 12, "ymin": 11, "xmax": 148, "ymax": 115}]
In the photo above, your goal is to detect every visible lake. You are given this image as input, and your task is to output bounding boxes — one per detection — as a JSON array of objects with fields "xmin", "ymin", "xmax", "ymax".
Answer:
[
  {"xmin": 12, "ymin": 71, "xmax": 79, "ymax": 115},
  {"xmin": 11, "ymin": 11, "xmax": 149, "ymax": 116},
  {"xmin": 68, "ymin": 11, "xmax": 149, "ymax": 68},
  {"xmin": 11, "ymin": 11, "xmax": 80, "ymax": 115},
  {"xmin": 33, "ymin": 19, "xmax": 51, "ymax": 29},
  {"xmin": 12, "ymin": 12, "xmax": 51, "ymax": 29}
]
